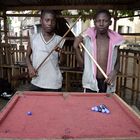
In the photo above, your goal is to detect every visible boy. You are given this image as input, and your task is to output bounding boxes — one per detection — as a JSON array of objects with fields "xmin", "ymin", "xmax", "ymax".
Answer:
[
  {"xmin": 73, "ymin": 9, "xmax": 124, "ymax": 93},
  {"xmin": 26, "ymin": 10, "xmax": 65, "ymax": 91}
]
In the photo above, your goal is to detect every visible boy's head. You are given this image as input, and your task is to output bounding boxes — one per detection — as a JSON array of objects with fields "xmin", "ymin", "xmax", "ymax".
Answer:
[
  {"xmin": 94, "ymin": 9, "xmax": 111, "ymax": 20},
  {"xmin": 40, "ymin": 10, "xmax": 56, "ymax": 34},
  {"xmin": 94, "ymin": 9, "xmax": 112, "ymax": 34},
  {"xmin": 41, "ymin": 10, "xmax": 56, "ymax": 19}
]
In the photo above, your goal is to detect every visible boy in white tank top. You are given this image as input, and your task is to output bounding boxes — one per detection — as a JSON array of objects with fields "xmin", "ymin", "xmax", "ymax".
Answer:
[{"xmin": 26, "ymin": 10, "xmax": 65, "ymax": 91}]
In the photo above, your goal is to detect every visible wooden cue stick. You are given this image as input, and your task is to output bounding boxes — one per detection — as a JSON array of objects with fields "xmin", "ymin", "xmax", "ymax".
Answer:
[
  {"xmin": 66, "ymin": 23, "xmax": 108, "ymax": 79},
  {"xmin": 36, "ymin": 16, "xmax": 81, "ymax": 71},
  {"xmin": 80, "ymin": 43, "xmax": 108, "ymax": 79}
]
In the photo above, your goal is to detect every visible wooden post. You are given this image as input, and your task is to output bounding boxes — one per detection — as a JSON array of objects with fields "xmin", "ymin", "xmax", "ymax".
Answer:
[
  {"xmin": 136, "ymin": 53, "xmax": 140, "ymax": 105},
  {"xmin": 131, "ymin": 53, "xmax": 137, "ymax": 105},
  {"xmin": 123, "ymin": 51, "xmax": 128, "ymax": 98}
]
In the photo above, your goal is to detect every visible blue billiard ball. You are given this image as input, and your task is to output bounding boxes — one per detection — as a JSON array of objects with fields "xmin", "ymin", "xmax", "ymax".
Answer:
[{"xmin": 27, "ymin": 111, "xmax": 32, "ymax": 115}]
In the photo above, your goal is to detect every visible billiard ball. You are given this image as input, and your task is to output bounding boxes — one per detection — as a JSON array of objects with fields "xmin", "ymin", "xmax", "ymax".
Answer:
[{"xmin": 27, "ymin": 111, "xmax": 32, "ymax": 115}]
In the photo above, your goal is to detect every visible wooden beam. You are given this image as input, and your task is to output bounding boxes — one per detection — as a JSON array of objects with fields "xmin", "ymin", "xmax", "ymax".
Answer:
[
  {"xmin": 8, "ymin": 36, "xmax": 28, "ymax": 39},
  {"xmin": 118, "ymin": 15, "xmax": 140, "ymax": 19},
  {"xmin": 5, "ymin": 14, "xmax": 40, "ymax": 17},
  {"xmin": 0, "ymin": 14, "xmax": 92, "ymax": 20},
  {"xmin": 4, "ymin": 13, "xmax": 95, "ymax": 19},
  {"xmin": 0, "ymin": 4, "xmax": 139, "ymax": 11},
  {"xmin": 7, "ymin": 36, "xmax": 74, "ymax": 40},
  {"xmin": 120, "ymin": 33, "xmax": 140, "ymax": 36},
  {"xmin": 2, "ymin": 13, "xmax": 140, "ymax": 20}
]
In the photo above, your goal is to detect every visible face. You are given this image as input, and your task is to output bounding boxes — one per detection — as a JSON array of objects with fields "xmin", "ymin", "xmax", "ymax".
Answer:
[
  {"xmin": 40, "ymin": 13, "xmax": 56, "ymax": 34},
  {"xmin": 94, "ymin": 12, "xmax": 111, "ymax": 34}
]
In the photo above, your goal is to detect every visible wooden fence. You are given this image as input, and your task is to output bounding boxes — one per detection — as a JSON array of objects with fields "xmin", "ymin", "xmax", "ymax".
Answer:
[
  {"xmin": 116, "ymin": 48, "xmax": 140, "ymax": 107},
  {"xmin": 0, "ymin": 43, "xmax": 140, "ymax": 108}
]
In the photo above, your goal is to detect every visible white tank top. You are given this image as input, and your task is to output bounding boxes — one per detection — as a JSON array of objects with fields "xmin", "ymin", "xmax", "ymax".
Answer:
[{"xmin": 30, "ymin": 32, "xmax": 64, "ymax": 89}]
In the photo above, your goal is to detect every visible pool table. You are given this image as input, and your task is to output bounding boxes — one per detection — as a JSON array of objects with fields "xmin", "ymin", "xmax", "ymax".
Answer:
[{"xmin": 0, "ymin": 91, "xmax": 140, "ymax": 140}]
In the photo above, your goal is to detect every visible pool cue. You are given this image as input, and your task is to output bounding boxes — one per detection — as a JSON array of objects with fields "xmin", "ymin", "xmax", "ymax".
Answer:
[
  {"xmin": 79, "ymin": 43, "xmax": 108, "ymax": 79},
  {"xmin": 66, "ymin": 23, "xmax": 108, "ymax": 79},
  {"xmin": 36, "ymin": 16, "xmax": 81, "ymax": 72}
]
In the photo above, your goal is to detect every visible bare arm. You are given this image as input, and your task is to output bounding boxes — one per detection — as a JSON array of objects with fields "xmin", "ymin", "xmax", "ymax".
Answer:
[
  {"xmin": 73, "ymin": 35, "xmax": 84, "ymax": 67},
  {"xmin": 58, "ymin": 51, "xmax": 66, "ymax": 67},
  {"xmin": 114, "ymin": 49, "xmax": 120, "ymax": 74},
  {"xmin": 26, "ymin": 39, "xmax": 37, "ymax": 78}
]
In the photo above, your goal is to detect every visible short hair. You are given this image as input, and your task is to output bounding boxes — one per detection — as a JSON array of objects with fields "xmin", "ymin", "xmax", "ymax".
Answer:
[
  {"xmin": 94, "ymin": 9, "xmax": 111, "ymax": 20},
  {"xmin": 40, "ymin": 10, "xmax": 56, "ymax": 19}
]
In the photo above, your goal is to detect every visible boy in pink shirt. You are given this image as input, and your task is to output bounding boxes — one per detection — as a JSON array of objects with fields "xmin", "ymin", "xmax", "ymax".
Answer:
[{"xmin": 73, "ymin": 9, "xmax": 124, "ymax": 93}]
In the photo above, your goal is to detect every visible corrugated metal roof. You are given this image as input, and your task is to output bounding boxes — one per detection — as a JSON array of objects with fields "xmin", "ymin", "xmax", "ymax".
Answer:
[{"xmin": 0, "ymin": 0, "xmax": 139, "ymax": 10}]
